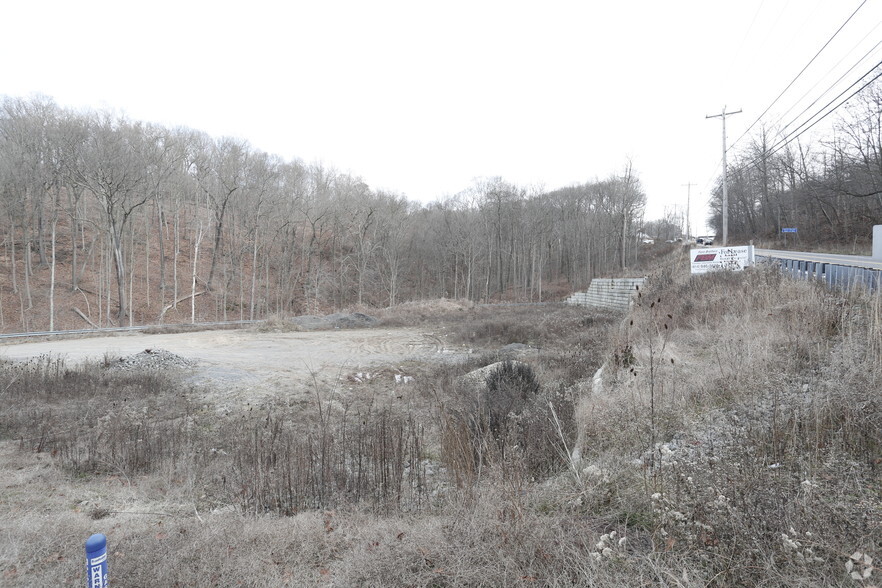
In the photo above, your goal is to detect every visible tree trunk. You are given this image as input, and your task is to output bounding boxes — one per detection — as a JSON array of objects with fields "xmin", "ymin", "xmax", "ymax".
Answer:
[
  {"xmin": 192, "ymin": 225, "xmax": 202, "ymax": 323},
  {"xmin": 250, "ymin": 237, "xmax": 258, "ymax": 321},
  {"xmin": 173, "ymin": 207, "xmax": 180, "ymax": 305},
  {"xmin": 10, "ymin": 220, "xmax": 18, "ymax": 295},
  {"xmin": 110, "ymin": 221, "xmax": 128, "ymax": 320},
  {"xmin": 49, "ymin": 219, "xmax": 57, "ymax": 330},
  {"xmin": 157, "ymin": 200, "xmax": 166, "ymax": 305},
  {"xmin": 67, "ymin": 189, "xmax": 79, "ymax": 291},
  {"xmin": 24, "ymin": 240, "xmax": 33, "ymax": 311}
]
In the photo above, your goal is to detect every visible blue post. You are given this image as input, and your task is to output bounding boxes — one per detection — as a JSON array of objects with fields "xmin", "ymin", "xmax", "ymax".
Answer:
[{"xmin": 85, "ymin": 533, "xmax": 108, "ymax": 588}]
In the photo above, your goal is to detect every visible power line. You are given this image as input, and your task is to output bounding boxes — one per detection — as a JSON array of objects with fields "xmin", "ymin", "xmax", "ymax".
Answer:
[
  {"xmin": 730, "ymin": 0, "xmax": 868, "ymax": 151},
  {"xmin": 702, "ymin": 59, "xmax": 882, "ymax": 225},
  {"xmin": 766, "ymin": 60, "xmax": 882, "ymax": 155},
  {"xmin": 774, "ymin": 38, "xmax": 882, "ymax": 136},
  {"xmin": 746, "ymin": 60, "xmax": 882, "ymax": 167},
  {"xmin": 770, "ymin": 21, "xmax": 882, "ymax": 134},
  {"xmin": 768, "ymin": 66, "xmax": 882, "ymax": 158},
  {"xmin": 726, "ymin": 0, "xmax": 768, "ymax": 76}
]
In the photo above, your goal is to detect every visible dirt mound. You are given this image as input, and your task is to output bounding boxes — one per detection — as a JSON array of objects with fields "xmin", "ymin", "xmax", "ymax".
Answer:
[
  {"xmin": 376, "ymin": 298, "xmax": 476, "ymax": 325},
  {"xmin": 273, "ymin": 312, "xmax": 379, "ymax": 330},
  {"xmin": 393, "ymin": 298, "xmax": 475, "ymax": 313}
]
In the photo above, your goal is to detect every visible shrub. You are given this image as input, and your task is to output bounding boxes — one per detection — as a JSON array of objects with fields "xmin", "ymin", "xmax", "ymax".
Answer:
[
  {"xmin": 441, "ymin": 360, "xmax": 575, "ymax": 482},
  {"xmin": 483, "ymin": 360, "xmax": 540, "ymax": 439}
]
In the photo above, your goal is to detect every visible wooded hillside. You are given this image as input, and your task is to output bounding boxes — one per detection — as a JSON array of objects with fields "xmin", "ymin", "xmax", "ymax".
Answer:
[
  {"xmin": 4, "ymin": 70, "xmax": 881, "ymax": 333},
  {"xmin": 0, "ymin": 96, "xmax": 648, "ymax": 333}
]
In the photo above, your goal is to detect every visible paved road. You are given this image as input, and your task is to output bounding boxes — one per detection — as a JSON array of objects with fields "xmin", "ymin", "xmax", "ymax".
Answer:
[{"xmin": 756, "ymin": 248, "xmax": 882, "ymax": 270}]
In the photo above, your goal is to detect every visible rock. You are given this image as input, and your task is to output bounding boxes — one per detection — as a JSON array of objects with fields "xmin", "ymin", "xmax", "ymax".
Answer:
[{"xmin": 457, "ymin": 360, "xmax": 532, "ymax": 393}]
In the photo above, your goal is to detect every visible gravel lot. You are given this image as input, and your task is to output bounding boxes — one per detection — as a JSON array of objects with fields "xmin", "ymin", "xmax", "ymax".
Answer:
[{"xmin": 0, "ymin": 325, "xmax": 457, "ymax": 404}]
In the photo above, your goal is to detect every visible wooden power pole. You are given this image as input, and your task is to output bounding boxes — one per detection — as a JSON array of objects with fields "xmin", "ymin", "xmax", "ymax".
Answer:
[{"xmin": 707, "ymin": 106, "xmax": 741, "ymax": 246}]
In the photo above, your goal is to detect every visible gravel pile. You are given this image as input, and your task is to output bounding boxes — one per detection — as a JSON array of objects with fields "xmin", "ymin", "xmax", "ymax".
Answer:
[
  {"xmin": 325, "ymin": 312, "xmax": 378, "ymax": 328},
  {"xmin": 108, "ymin": 348, "xmax": 197, "ymax": 371}
]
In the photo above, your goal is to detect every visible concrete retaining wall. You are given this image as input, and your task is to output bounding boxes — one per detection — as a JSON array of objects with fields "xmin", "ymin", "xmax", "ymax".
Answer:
[{"xmin": 565, "ymin": 277, "xmax": 646, "ymax": 311}]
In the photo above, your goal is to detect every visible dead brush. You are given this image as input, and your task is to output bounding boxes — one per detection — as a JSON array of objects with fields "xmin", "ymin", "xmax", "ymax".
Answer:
[
  {"xmin": 229, "ymin": 405, "xmax": 428, "ymax": 515},
  {"xmin": 0, "ymin": 356, "xmax": 184, "ymax": 451},
  {"xmin": 56, "ymin": 413, "xmax": 198, "ymax": 478},
  {"xmin": 375, "ymin": 297, "xmax": 476, "ymax": 326},
  {"xmin": 438, "ymin": 360, "xmax": 576, "ymax": 486},
  {"xmin": 561, "ymin": 249, "xmax": 882, "ymax": 585},
  {"xmin": 252, "ymin": 313, "xmax": 303, "ymax": 332},
  {"xmin": 2, "ymin": 253, "xmax": 879, "ymax": 587}
]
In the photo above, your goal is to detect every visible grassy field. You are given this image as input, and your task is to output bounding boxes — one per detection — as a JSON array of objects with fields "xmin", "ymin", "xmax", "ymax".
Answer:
[{"xmin": 1, "ymin": 247, "xmax": 880, "ymax": 587}]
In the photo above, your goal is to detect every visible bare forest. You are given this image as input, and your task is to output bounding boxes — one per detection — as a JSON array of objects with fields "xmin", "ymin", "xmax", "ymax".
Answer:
[
  {"xmin": 0, "ymin": 96, "xmax": 649, "ymax": 334},
  {"xmin": 5, "ymin": 72, "xmax": 881, "ymax": 335}
]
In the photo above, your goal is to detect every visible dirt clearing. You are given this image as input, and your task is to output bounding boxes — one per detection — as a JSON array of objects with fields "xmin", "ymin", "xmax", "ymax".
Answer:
[{"xmin": 0, "ymin": 326, "xmax": 459, "ymax": 404}]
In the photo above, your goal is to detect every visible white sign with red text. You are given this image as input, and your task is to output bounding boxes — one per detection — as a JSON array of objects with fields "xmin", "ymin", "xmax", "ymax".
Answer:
[{"xmin": 690, "ymin": 245, "xmax": 754, "ymax": 274}]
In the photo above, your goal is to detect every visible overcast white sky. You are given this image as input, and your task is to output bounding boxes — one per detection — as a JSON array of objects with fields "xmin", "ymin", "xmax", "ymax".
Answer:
[{"xmin": 4, "ymin": 1, "xmax": 881, "ymax": 234}]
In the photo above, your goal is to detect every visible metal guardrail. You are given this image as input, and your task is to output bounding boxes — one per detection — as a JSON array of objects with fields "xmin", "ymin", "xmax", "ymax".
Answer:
[
  {"xmin": 0, "ymin": 320, "xmax": 260, "ymax": 340},
  {"xmin": 756, "ymin": 255, "xmax": 882, "ymax": 290}
]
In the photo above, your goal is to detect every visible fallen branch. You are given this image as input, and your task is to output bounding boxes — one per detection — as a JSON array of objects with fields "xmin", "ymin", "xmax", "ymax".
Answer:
[
  {"xmin": 157, "ymin": 291, "xmax": 205, "ymax": 323},
  {"xmin": 72, "ymin": 307, "xmax": 99, "ymax": 329}
]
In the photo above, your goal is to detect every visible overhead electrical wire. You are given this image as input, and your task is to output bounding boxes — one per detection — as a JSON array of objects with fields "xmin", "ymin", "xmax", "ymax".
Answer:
[
  {"xmin": 776, "ymin": 40, "xmax": 882, "ymax": 136},
  {"xmin": 729, "ymin": 0, "xmax": 868, "ymax": 152},
  {"xmin": 702, "ymin": 0, "xmax": 875, "ymax": 200},
  {"xmin": 700, "ymin": 159, "xmax": 723, "ymax": 197},
  {"xmin": 700, "ymin": 58, "xmax": 882, "ymax": 203},
  {"xmin": 698, "ymin": 0, "xmax": 875, "ymax": 225},
  {"xmin": 745, "ymin": 59, "xmax": 882, "ymax": 168},
  {"xmin": 769, "ymin": 17, "xmax": 882, "ymax": 132},
  {"xmin": 725, "ymin": 0, "xmax": 767, "ymax": 77}
]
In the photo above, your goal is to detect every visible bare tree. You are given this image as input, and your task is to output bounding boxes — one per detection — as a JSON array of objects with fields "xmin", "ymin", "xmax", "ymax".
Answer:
[
  {"xmin": 374, "ymin": 193, "xmax": 411, "ymax": 307},
  {"xmin": 193, "ymin": 136, "xmax": 251, "ymax": 292},
  {"xmin": 69, "ymin": 113, "xmax": 153, "ymax": 320}
]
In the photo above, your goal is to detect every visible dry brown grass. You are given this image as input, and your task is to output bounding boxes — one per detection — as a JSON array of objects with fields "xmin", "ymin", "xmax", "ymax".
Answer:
[
  {"xmin": 1, "ymin": 264, "xmax": 880, "ymax": 587},
  {"xmin": 374, "ymin": 298, "xmax": 477, "ymax": 327},
  {"xmin": 574, "ymin": 255, "xmax": 882, "ymax": 586}
]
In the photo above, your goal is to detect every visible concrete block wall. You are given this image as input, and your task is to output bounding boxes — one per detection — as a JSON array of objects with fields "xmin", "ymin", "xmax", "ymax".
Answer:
[{"xmin": 565, "ymin": 277, "xmax": 646, "ymax": 311}]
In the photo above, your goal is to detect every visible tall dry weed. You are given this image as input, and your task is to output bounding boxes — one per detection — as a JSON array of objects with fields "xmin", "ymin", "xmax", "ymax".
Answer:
[
  {"xmin": 1, "ymin": 264, "xmax": 879, "ymax": 587},
  {"xmin": 572, "ymin": 252, "xmax": 882, "ymax": 586}
]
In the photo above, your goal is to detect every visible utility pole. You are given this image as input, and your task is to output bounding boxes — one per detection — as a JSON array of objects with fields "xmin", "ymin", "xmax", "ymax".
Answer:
[
  {"xmin": 681, "ymin": 182, "xmax": 696, "ymax": 240},
  {"xmin": 706, "ymin": 106, "xmax": 741, "ymax": 246}
]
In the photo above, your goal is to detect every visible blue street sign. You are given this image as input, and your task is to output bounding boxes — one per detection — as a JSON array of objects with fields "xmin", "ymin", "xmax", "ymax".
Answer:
[
  {"xmin": 782, "ymin": 228, "xmax": 797, "ymax": 233},
  {"xmin": 85, "ymin": 534, "xmax": 108, "ymax": 588}
]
